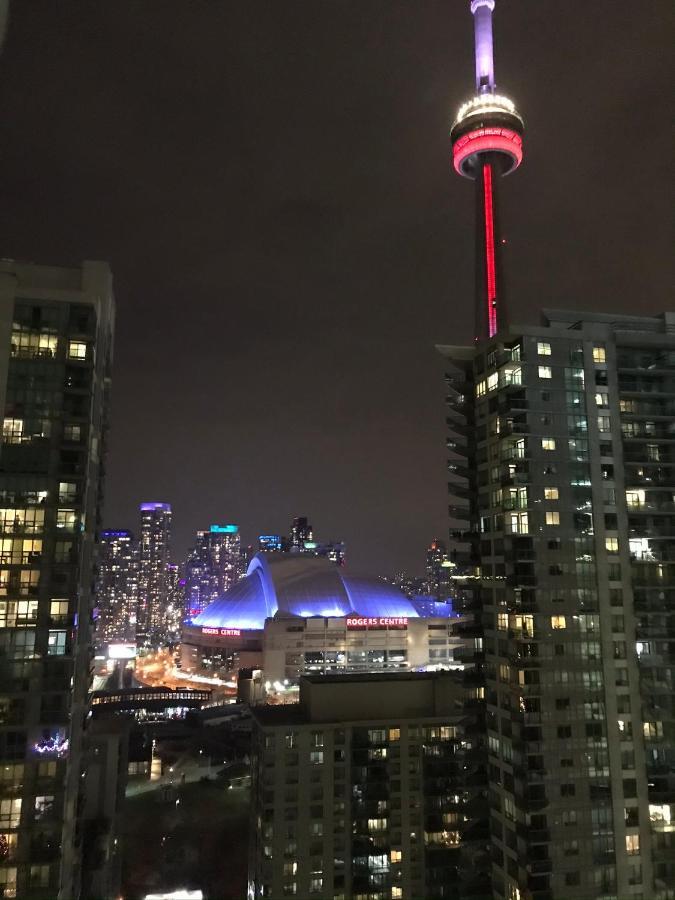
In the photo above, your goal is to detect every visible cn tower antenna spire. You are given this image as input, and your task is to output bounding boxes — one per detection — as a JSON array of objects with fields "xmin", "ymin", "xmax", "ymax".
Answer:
[
  {"xmin": 471, "ymin": 0, "xmax": 496, "ymax": 93},
  {"xmin": 450, "ymin": 0, "xmax": 524, "ymax": 341}
]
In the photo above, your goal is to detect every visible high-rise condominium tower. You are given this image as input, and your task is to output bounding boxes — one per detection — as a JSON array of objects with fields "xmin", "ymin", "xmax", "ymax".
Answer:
[
  {"xmin": 450, "ymin": 0, "xmax": 523, "ymax": 341},
  {"xmin": 136, "ymin": 502, "xmax": 171, "ymax": 647},
  {"xmin": 96, "ymin": 530, "xmax": 138, "ymax": 646},
  {"xmin": 441, "ymin": 311, "xmax": 675, "ymax": 899},
  {"xmin": 183, "ymin": 524, "xmax": 241, "ymax": 621},
  {"xmin": 0, "ymin": 260, "xmax": 114, "ymax": 899},
  {"xmin": 249, "ymin": 672, "xmax": 489, "ymax": 900}
]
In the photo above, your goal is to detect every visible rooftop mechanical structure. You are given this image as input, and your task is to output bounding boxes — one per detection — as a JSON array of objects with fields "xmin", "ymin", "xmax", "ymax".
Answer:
[{"xmin": 450, "ymin": 0, "xmax": 524, "ymax": 340}]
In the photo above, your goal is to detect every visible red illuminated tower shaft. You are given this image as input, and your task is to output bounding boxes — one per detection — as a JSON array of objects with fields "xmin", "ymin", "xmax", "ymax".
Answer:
[
  {"xmin": 450, "ymin": 0, "xmax": 524, "ymax": 341},
  {"xmin": 476, "ymin": 155, "xmax": 500, "ymax": 340}
]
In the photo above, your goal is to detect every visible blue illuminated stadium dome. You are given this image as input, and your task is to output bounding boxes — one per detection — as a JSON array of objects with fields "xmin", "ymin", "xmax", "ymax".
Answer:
[{"xmin": 193, "ymin": 553, "xmax": 454, "ymax": 630}]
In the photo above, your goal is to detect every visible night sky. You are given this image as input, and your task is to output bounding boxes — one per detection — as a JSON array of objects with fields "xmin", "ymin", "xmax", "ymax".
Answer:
[{"xmin": 0, "ymin": 1, "xmax": 671, "ymax": 574}]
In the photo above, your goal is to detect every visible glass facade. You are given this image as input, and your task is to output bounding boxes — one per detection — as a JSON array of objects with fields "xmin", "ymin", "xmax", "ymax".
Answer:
[{"xmin": 0, "ymin": 260, "xmax": 113, "ymax": 898}]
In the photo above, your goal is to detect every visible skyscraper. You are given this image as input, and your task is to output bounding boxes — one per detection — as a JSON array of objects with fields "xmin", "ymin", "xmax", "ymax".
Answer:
[
  {"xmin": 136, "ymin": 502, "xmax": 171, "ymax": 647},
  {"xmin": 0, "ymin": 259, "xmax": 114, "ymax": 899},
  {"xmin": 425, "ymin": 539, "xmax": 452, "ymax": 601},
  {"xmin": 164, "ymin": 562, "xmax": 183, "ymax": 644},
  {"xmin": 96, "ymin": 530, "xmax": 138, "ymax": 647},
  {"xmin": 249, "ymin": 672, "xmax": 489, "ymax": 900},
  {"xmin": 440, "ymin": 312, "xmax": 675, "ymax": 899},
  {"xmin": 183, "ymin": 524, "xmax": 241, "ymax": 622},
  {"xmin": 289, "ymin": 516, "xmax": 313, "ymax": 550},
  {"xmin": 450, "ymin": 0, "xmax": 524, "ymax": 341}
]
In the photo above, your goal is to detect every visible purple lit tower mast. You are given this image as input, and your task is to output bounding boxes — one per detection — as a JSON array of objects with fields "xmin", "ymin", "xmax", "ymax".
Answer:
[{"xmin": 450, "ymin": 0, "xmax": 524, "ymax": 341}]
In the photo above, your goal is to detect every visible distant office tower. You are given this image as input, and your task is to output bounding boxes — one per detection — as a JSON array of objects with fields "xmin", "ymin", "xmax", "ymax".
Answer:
[
  {"xmin": 240, "ymin": 543, "xmax": 255, "ymax": 575},
  {"xmin": 183, "ymin": 524, "xmax": 241, "ymax": 621},
  {"xmin": 440, "ymin": 310, "xmax": 675, "ymax": 899},
  {"xmin": 289, "ymin": 516, "xmax": 313, "ymax": 550},
  {"xmin": 248, "ymin": 672, "xmax": 489, "ymax": 900},
  {"xmin": 165, "ymin": 563, "xmax": 183, "ymax": 643},
  {"xmin": 258, "ymin": 534, "xmax": 284, "ymax": 553},
  {"xmin": 96, "ymin": 529, "xmax": 138, "ymax": 646},
  {"xmin": 136, "ymin": 502, "xmax": 171, "ymax": 647},
  {"xmin": 426, "ymin": 539, "xmax": 452, "ymax": 600},
  {"xmin": 0, "ymin": 260, "xmax": 114, "ymax": 899}
]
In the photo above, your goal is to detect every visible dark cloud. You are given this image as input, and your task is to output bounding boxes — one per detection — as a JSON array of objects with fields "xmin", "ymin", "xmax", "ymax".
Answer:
[{"xmin": 0, "ymin": 0, "xmax": 671, "ymax": 573}]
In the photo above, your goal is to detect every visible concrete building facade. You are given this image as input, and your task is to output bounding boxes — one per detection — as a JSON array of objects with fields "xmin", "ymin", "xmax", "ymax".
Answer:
[
  {"xmin": 439, "ymin": 310, "xmax": 675, "ymax": 900},
  {"xmin": 248, "ymin": 672, "xmax": 489, "ymax": 900}
]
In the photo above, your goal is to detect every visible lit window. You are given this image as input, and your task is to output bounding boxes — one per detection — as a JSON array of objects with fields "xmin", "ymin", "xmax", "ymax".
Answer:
[
  {"xmin": 597, "ymin": 416, "xmax": 611, "ymax": 432},
  {"xmin": 538, "ymin": 366, "xmax": 552, "ymax": 379},
  {"xmin": 507, "ymin": 512, "xmax": 529, "ymax": 535},
  {"xmin": 0, "ymin": 866, "xmax": 17, "ymax": 896},
  {"xmin": 64, "ymin": 424, "xmax": 82, "ymax": 442},
  {"xmin": 47, "ymin": 631, "xmax": 67, "ymax": 656},
  {"xmin": 58, "ymin": 482, "xmax": 77, "ymax": 503},
  {"xmin": 475, "ymin": 379, "xmax": 486, "ymax": 398},
  {"xmin": 487, "ymin": 372, "xmax": 498, "ymax": 392},
  {"xmin": 0, "ymin": 798, "xmax": 21, "ymax": 829},
  {"xmin": 626, "ymin": 490, "xmax": 645, "ymax": 508},
  {"xmin": 367, "ymin": 818, "xmax": 387, "ymax": 832},
  {"xmin": 605, "ymin": 537, "xmax": 619, "ymax": 553},
  {"xmin": 546, "ymin": 512, "xmax": 560, "ymax": 526},
  {"xmin": 595, "ymin": 392, "xmax": 608, "ymax": 407},
  {"xmin": 544, "ymin": 488, "xmax": 559, "ymax": 500},
  {"xmin": 309, "ymin": 877, "xmax": 323, "ymax": 894},
  {"xmin": 497, "ymin": 613, "xmax": 508, "ymax": 631},
  {"xmin": 392, "ymin": 888, "xmax": 403, "ymax": 899},
  {"xmin": 649, "ymin": 804, "xmax": 672, "ymax": 825},
  {"xmin": 34, "ymin": 795, "xmax": 55, "ymax": 820},
  {"xmin": 56, "ymin": 509, "xmax": 77, "ymax": 530},
  {"xmin": 625, "ymin": 834, "xmax": 640, "ymax": 855},
  {"xmin": 388, "ymin": 728, "xmax": 400, "ymax": 742},
  {"xmin": 551, "ymin": 616, "xmax": 566, "ymax": 629},
  {"xmin": 2, "ymin": 418, "xmax": 24, "ymax": 444},
  {"xmin": 537, "ymin": 342, "xmax": 551, "ymax": 356},
  {"xmin": 68, "ymin": 341, "xmax": 88, "ymax": 360},
  {"xmin": 593, "ymin": 345, "xmax": 606, "ymax": 364},
  {"xmin": 643, "ymin": 721, "xmax": 663, "ymax": 739},
  {"xmin": 50, "ymin": 600, "xmax": 69, "ymax": 621},
  {"xmin": 390, "ymin": 849, "xmax": 402, "ymax": 863},
  {"xmin": 542, "ymin": 438, "xmax": 556, "ymax": 451}
]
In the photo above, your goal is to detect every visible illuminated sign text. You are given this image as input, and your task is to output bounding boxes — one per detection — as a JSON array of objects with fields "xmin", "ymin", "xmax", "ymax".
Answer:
[
  {"xmin": 201, "ymin": 627, "xmax": 242, "ymax": 637},
  {"xmin": 346, "ymin": 617, "xmax": 408, "ymax": 628}
]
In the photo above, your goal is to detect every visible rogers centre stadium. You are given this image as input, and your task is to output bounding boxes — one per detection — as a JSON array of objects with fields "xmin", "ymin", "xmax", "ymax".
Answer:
[{"xmin": 180, "ymin": 553, "xmax": 467, "ymax": 683}]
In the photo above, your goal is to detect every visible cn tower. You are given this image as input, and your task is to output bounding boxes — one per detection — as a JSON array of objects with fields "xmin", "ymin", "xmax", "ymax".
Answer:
[{"xmin": 450, "ymin": 0, "xmax": 524, "ymax": 341}]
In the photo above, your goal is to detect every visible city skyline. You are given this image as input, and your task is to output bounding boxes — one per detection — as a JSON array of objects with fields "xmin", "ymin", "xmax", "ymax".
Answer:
[{"xmin": 0, "ymin": 2, "xmax": 669, "ymax": 573}]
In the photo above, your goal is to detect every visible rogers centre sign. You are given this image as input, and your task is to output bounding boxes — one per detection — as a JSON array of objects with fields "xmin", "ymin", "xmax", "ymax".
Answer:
[
  {"xmin": 346, "ymin": 617, "xmax": 408, "ymax": 628},
  {"xmin": 201, "ymin": 627, "xmax": 241, "ymax": 637}
]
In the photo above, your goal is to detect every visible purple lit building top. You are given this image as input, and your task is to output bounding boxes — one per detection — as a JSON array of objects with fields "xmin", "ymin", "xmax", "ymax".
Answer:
[{"xmin": 140, "ymin": 502, "xmax": 171, "ymax": 512}]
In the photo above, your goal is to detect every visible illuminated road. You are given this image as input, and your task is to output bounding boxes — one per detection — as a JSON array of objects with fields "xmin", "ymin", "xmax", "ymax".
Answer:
[{"xmin": 135, "ymin": 649, "xmax": 236, "ymax": 699}]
